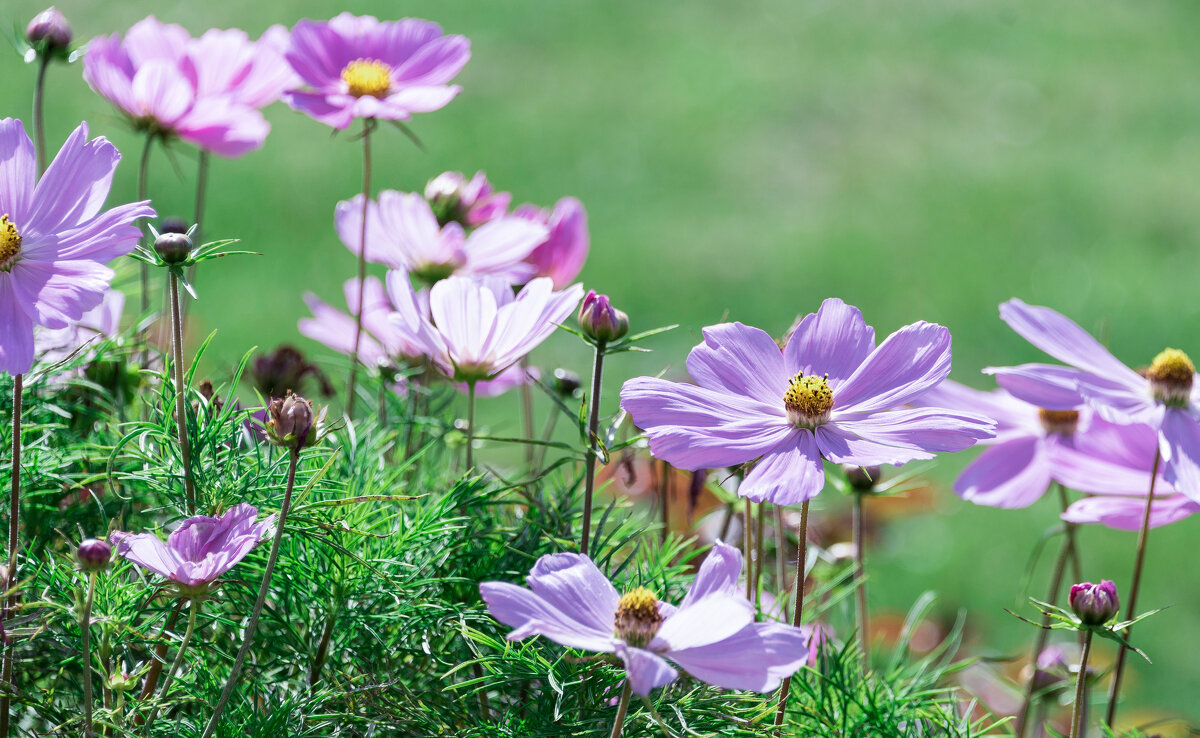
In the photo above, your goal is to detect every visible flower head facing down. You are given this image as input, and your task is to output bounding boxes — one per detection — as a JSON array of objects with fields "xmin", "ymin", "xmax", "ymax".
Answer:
[
  {"xmin": 283, "ymin": 13, "xmax": 470, "ymax": 130},
  {"xmin": 425, "ymin": 171, "xmax": 511, "ymax": 228},
  {"xmin": 1068, "ymin": 580, "xmax": 1120, "ymax": 626},
  {"xmin": 620, "ymin": 299, "xmax": 995, "ymax": 505},
  {"xmin": 0, "ymin": 118, "xmax": 154, "ymax": 375},
  {"xmin": 111, "ymin": 504, "xmax": 274, "ymax": 596},
  {"xmin": 480, "ymin": 540, "xmax": 818, "ymax": 696},
  {"xmin": 267, "ymin": 391, "xmax": 316, "ymax": 450}
]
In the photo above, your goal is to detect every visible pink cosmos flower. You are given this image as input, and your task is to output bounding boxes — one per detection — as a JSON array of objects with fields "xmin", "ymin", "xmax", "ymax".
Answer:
[
  {"xmin": 336, "ymin": 191, "xmax": 547, "ymax": 284},
  {"xmin": 999, "ymin": 299, "xmax": 1200, "ymax": 502},
  {"xmin": 515, "ymin": 197, "xmax": 590, "ymax": 289},
  {"xmin": 299, "ymin": 276, "xmax": 425, "ymax": 369},
  {"xmin": 480, "ymin": 540, "xmax": 818, "ymax": 696},
  {"xmin": 386, "ymin": 273, "xmax": 583, "ymax": 383},
  {"xmin": 0, "ymin": 119, "xmax": 153, "ymax": 375},
  {"xmin": 34, "ymin": 288, "xmax": 124, "ymax": 369},
  {"xmin": 425, "ymin": 171, "xmax": 511, "ymax": 227},
  {"xmin": 283, "ymin": 13, "xmax": 470, "ymax": 130},
  {"xmin": 620, "ymin": 299, "xmax": 994, "ymax": 505},
  {"xmin": 111, "ymin": 504, "xmax": 274, "ymax": 593},
  {"xmin": 83, "ymin": 17, "xmax": 286, "ymax": 157}
]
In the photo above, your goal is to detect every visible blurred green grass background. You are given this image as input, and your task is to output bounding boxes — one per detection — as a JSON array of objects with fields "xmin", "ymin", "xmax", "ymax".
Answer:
[{"xmin": 4, "ymin": 0, "xmax": 1199, "ymax": 728}]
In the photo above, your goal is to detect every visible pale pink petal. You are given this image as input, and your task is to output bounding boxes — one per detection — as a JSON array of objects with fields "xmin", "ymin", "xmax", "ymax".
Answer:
[
  {"xmin": 834, "ymin": 322, "xmax": 952, "ymax": 414},
  {"xmin": 0, "ymin": 118, "xmax": 36, "ymax": 223},
  {"xmin": 615, "ymin": 644, "xmax": 677, "ymax": 696},
  {"xmin": 783, "ymin": 298, "xmax": 875, "ymax": 387},
  {"xmin": 685, "ymin": 322, "xmax": 788, "ymax": 406},
  {"xmin": 739, "ymin": 433, "xmax": 825, "ymax": 505}
]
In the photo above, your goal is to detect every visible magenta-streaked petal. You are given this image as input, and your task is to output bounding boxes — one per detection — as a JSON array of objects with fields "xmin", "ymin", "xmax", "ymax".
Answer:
[
  {"xmin": 0, "ymin": 118, "xmax": 36, "ymax": 222},
  {"xmin": 1161, "ymin": 408, "xmax": 1200, "ymax": 503},
  {"xmin": 379, "ymin": 18, "xmax": 444, "ymax": 67},
  {"xmin": 524, "ymin": 197, "xmax": 588, "ymax": 288},
  {"xmin": 282, "ymin": 90, "xmax": 355, "ymax": 130},
  {"xmin": 177, "ymin": 99, "xmax": 269, "ymax": 157},
  {"xmin": 1063, "ymin": 494, "xmax": 1199, "ymax": 531},
  {"xmin": 739, "ymin": 433, "xmax": 825, "ymax": 505},
  {"xmin": 525, "ymin": 553, "xmax": 620, "ymax": 636},
  {"xmin": 654, "ymin": 595, "xmax": 753, "ymax": 652},
  {"xmin": 983, "ymin": 364, "xmax": 1086, "ymax": 410},
  {"xmin": 686, "ymin": 322, "xmax": 787, "ymax": 406},
  {"xmin": 953, "ymin": 437, "xmax": 1052, "ymax": 508},
  {"xmin": 814, "ymin": 423, "xmax": 937, "ymax": 467},
  {"xmin": 393, "ymin": 34, "xmax": 470, "ymax": 85},
  {"xmin": 665, "ymin": 621, "xmax": 814, "ymax": 693},
  {"xmin": 783, "ymin": 298, "xmax": 875, "ymax": 386},
  {"xmin": 615, "ymin": 644, "xmax": 677, "ymax": 696},
  {"xmin": 0, "ymin": 276, "xmax": 35, "ymax": 375},
  {"xmin": 9, "ymin": 258, "xmax": 113, "ymax": 329},
  {"xmin": 834, "ymin": 322, "xmax": 951, "ymax": 414},
  {"xmin": 284, "ymin": 20, "xmax": 347, "ymax": 86},
  {"xmin": 827, "ymin": 407, "xmax": 995, "ymax": 457},
  {"xmin": 479, "ymin": 581, "xmax": 616, "ymax": 653},
  {"xmin": 680, "ymin": 540, "xmax": 742, "ymax": 609}
]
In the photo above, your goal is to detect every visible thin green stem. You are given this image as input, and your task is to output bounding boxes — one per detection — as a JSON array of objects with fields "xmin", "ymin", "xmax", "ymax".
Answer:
[
  {"xmin": 82, "ymin": 572, "xmax": 97, "ymax": 737},
  {"xmin": 744, "ymin": 498, "xmax": 754, "ymax": 601},
  {"xmin": 1058, "ymin": 484, "xmax": 1082, "ymax": 584},
  {"xmin": 137, "ymin": 136, "xmax": 153, "ymax": 318},
  {"xmin": 580, "ymin": 342, "xmax": 606, "ymax": 556},
  {"xmin": 465, "ymin": 380, "xmax": 477, "ymax": 472},
  {"xmin": 0, "ymin": 372, "xmax": 24, "ymax": 737},
  {"xmin": 608, "ymin": 681, "xmax": 632, "ymax": 738},
  {"xmin": 1104, "ymin": 448, "xmax": 1161, "ymax": 726},
  {"xmin": 774, "ymin": 506, "xmax": 787, "ymax": 619},
  {"xmin": 142, "ymin": 598, "xmax": 201, "ymax": 734},
  {"xmin": 32, "ymin": 56, "xmax": 49, "ymax": 176},
  {"xmin": 520, "ymin": 358, "xmax": 535, "ymax": 469},
  {"xmin": 853, "ymin": 491, "xmax": 869, "ymax": 672},
  {"xmin": 658, "ymin": 461, "xmax": 669, "ymax": 545},
  {"xmin": 201, "ymin": 449, "xmax": 300, "ymax": 738},
  {"xmin": 755, "ymin": 500, "xmax": 765, "ymax": 600},
  {"xmin": 773, "ymin": 498, "xmax": 810, "ymax": 729},
  {"xmin": 169, "ymin": 272, "xmax": 196, "ymax": 513},
  {"xmin": 345, "ymin": 119, "xmax": 373, "ymax": 416},
  {"xmin": 307, "ymin": 604, "xmax": 339, "ymax": 688},
  {"xmin": 1069, "ymin": 630, "xmax": 1094, "ymax": 738}
]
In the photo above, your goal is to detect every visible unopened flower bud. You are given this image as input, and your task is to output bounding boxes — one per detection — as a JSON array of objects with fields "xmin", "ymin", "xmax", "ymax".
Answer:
[
  {"xmin": 844, "ymin": 464, "xmax": 882, "ymax": 492},
  {"xmin": 267, "ymin": 391, "xmax": 315, "ymax": 449},
  {"xmin": 1030, "ymin": 645, "xmax": 1069, "ymax": 695},
  {"xmin": 26, "ymin": 7, "xmax": 72, "ymax": 50},
  {"xmin": 76, "ymin": 538, "xmax": 112, "ymax": 572},
  {"xmin": 107, "ymin": 668, "xmax": 138, "ymax": 693},
  {"xmin": 153, "ymin": 232, "xmax": 192, "ymax": 265},
  {"xmin": 578, "ymin": 290, "xmax": 628, "ymax": 343},
  {"xmin": 1068, "ymin": 580, "xmax": 1119, "ymax": 626},
  {"xmin": 552, "ymin": 368, "xmax": 581, "ymax": 397},
  {"xmin": 158, "ymin": 217, "xmax": 190, "ymax": 235}
]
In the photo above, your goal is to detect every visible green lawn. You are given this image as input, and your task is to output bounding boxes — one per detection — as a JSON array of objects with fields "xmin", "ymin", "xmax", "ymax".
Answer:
[{"xmin": 4, "ymin": 0, "xmax": 1199, "ymax": 727}]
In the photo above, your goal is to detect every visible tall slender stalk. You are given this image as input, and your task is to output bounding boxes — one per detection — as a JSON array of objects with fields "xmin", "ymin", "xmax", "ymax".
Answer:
[
  {"xmin": 774, "ymin": 506, "xmax": 787, "ymax": 619},
  {"xmin": 1, "ymin": 373, "xmax": 24, "ymax": 736},
  {"xmin": 168, "ymin": 272, "xmax": 196, "ymax": 513},
  {"xmin": 1104, "ymin": 449, "xmax": 1161, "ymax": 726},
  {"xmin": 465, "ymin": 380, "xmax": 477, "ymax": 472},
  {"xmin": 308, "ymin": 603, "xmax": 339, "ymax": 688},
  {"xmin": 608, "ymin": 681, "xmax": 632, "ymax": 738},
  {"xmin": 81, "ymin": 572, "xmax": 98, "ymax": 737},
  {"xmin": 773, "ymin": 498, "xmax": 811, "ymax": 728},
  {"xmin": 580, "ymin": 341, "xmax": 606, "ymax": 556},
  {"xmin": 201, "ymin": 449, "xmax": 300, "ymax": 738},
  {"xmin": 1069, "ymin": 630, "xmax": 1094, "ymax": 738},
  {"xmin": 852, "ymin": 491, "xmax": 869, "ymax": 672},
  {"xmin": 755, "ymin": 502, "xmax": 766, "ymax": 600},
  {"xmin": 744, "ymin": 499, "xmax": 754, "ymax": 601},
  {"xmin": 345, "ymin": 120, "xmax": 374, "ymax": 416},
  {"xmin": 1059, "ymin": 484, "xmax": 1082, "ymax": 584},
  {"xmin": 520, "ymin": 358, "xmax": 535, "ymax": 468},
  {"xmin": 657, "ymin": 460, "xmax": 669, "ymax": 545},
  {"xmin": 142, "ymin": 598, "xmax": 201, "ymax": 733},
  {"xmin": 32, "ymin": 56, "xmax": 49, "ymax": 176},
  {"xmin": 137, "ymin": 136, "xmax": 153, "ymax": 318}
]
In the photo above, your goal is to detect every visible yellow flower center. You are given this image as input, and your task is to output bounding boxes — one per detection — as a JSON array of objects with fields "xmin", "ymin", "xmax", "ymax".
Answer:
[
  {"xmin": 614, "ymin": 586, "xmax": 663, "ymax": 647},
  {"xmin": 1147, "ymin": 348, "xmax": 1195, "ymax": 406},
  {"xmin": 0, "ymin": 215, "xmax": 22, "ymax": 272},
  {"xmin": 783, "ymin": 372, "xmax": 833, "ymax": 428},
  {"xmin": 1038, "ymin": 408, "xmax": 1080, "ymax": 436},
  {"xmin": 341, "ymin": 59, "xmax": 392, "ymax": 98}
]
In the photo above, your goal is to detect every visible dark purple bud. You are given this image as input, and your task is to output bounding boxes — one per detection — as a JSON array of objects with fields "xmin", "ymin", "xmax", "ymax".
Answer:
[
  {"xmin": 552, "ymin": 368, "xmax": 581, "ymax": 397},
  {"xmin": 159, "ymin": 217, "xmax": 190, "ymax": 235},
  {"xmin": 844, "ymin": 464, "xmax": 882, "ymax": 492},
  {"xmin": 267, "ymin": 391, "xmax": 316, "ymax": 449},
  {"xmin": 153, "ymin": 232, "xmax": 192, "ymax": 265},
  {"xmin": 1068, "ymin": 580, "xmax": 1119, "ymax": 626},
  {"xmin": 26, "ymin": 7, "xmax": 72, "ymax": 49},
  {"xmin": 578, "ymin": 290, "xmax": 629, "ymax": 343},
  {"xmin": 76, "ymin": 538, "xmax": 112, "ymax": 572},
  {"xmin": 1030, "ymin": 645, "xmax": 1069, "ymax": 695}
]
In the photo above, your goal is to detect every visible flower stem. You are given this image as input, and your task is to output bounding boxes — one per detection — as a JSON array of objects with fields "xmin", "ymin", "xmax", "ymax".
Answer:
[
  {"xmin": 32, "ymin": 55, "xmax": 50, "ymax": 176},
  {"xmin": 773, "ymin": 498, "xmax": 810, "ymax": 728},
  {"xmin": 0, "ymin": 372, "xmax": 24, "ymax": 737},
  {"xmin": 345, "ymin": 119, "xmax": 373, "ymax": 417},
  {"xmin": 1069, "ymin": 629, "xmax": 1094, "ymax": 738},
  {"xmin": 201, "ymin": 449, "xmax": 300, "ymax": 738},
  {"xmin": 520, "ymin": 358, "xmax": 535, "ymax": 469},
  {"xmin": 307, "ymin": 604, "xmax": 339, "ymax": 688},
  {"xmin": 580, "ymin": 341, "xmax": 606, "ymax": 556},
  {"xmin": 137, "ymin": 136, "xmax": 153, "ymax": 319},
  {"xmin": 755, "ymin": 501, "xmax": 766, "ymax": 601},
  {"xmin": 744, "ymin": 498, "xmax": 754, "ymax": 601},
  {"xmin": 168, "ymin": 271, "xmax": 196, "ymax": 514},
  {"xmin": 465, "ymin": 380, "xmax": 477, "ymax": 472},
  {"xmin": 608, "ymin": 681, "xmax": 632, "ymax": 738},
  {"xmin": 774, "ymin": 506, "xmax": 787, "ymax": 619},
  {"xmin": 1104, "ymin": 448, "xmax": 1161, "ymax": 727},
  {"xmin": 1058, "ymin": 484, "xmax": 1082, "ymax": 584},
  {"xmin": 658, "ymin": 462, "xmax": 669, "ymax": 545},
  {"xmin": 142, "ymin": 598, "xmax": 201, "ymax": 733},
  {"xmin": 81, "ymin": 572, "xmax": 98, "ymax": 737},
  {"xmin": 853, "ymin": 490, "xmax": 869, "ymax": 672}
]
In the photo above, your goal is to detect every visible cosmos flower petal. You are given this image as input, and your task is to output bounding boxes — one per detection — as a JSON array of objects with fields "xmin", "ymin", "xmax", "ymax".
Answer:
[
  {"xmin": 9, "ymin": 259, "xmax": 114, "ymax": 330},
  {"xmin": 654, "ymin": 595, "xmax": 753, "ymax": 651},
  {"xmin": 679, "ymin": 540, "xmax": 743, "ymax": 609},
  {"xmin": 982, "ymin": 363, "xmax": 1087, "ymax": 410},
  {"xmin": 282, "ymin": 89, "xmax": 355, "ymax": 129},
  {"xmin": 110, "ymin": 532, "xmax": 182, "ymax": 581},
  {"xmin": 0, "ymin": 276, "xmax": 36, "ymax": 374},
  {"xmin": 685, "ymin": 322, "xmax": 787, "ymax": 405},
  {"xmin": 463, "ymin": 217, "xmax": 548, "ymax": 275},
  {"xmin": 1075, "ymin": 376, "xmax": 1160, "ymax": 426},
  {"xmin": 525, "ymin": 553, "xmax": 620, "ymax": 636},
  {"xmin": 664, "ymin": 622, "xmax": 816, "ymax": 693},
  {"xmin": 0, "ymin": 118, "xmax": 36, "ymax": 223},
  {"xmin": 478, "ymin": 581, "xmax": 617, "ymax": 653},
  {"xmin": 953, "ymin": 437, "xmax": 1052, "ymax": 508},
  {"xmin": 523, "ymin": 197, "xmax": 589, "ymax": 288},
  {"xmin": 130, "ymin": 59, "xmax": 193, "ymax": 126},
  {"xmin": 739, "ymin": 433, "xmax": 825, "ymax": 505},
  {"xmin": 814, "ymin": 423, "xmax": 937, "ymax": 467},
  {"xmin": 834, "ymin": 322, "xmax": 952, "ymax": 413},
  {"xmin": 615, "ymin": 644, "xmax": 678, "ymax": 697},
  {"xmin": 1052, "ymin": 422, "xmax": 1168, "ymax": 496},
  {"xmin": 336, "ymin": 195, "xmax": 395, "ymax": 266},
  {"xmin": 26, "ymin": 123, "xmax": 119, "ymax": 232},
  {"xmin": 1160, "ymin": 408, "xmax": 1200, "ymax": 503},
  {"xmin": 428, "ymin": 275, "xmax": 499, "ymax": 369},
  {"xmin": 1062, "ymin": 494, "xmax": 1199, "ymax": 531},
  {"xmin": 44, "ymin": 199, "xmax": 154, "ymax": 262},
  {"xmin": 828, "ymin": 407, "xmax": 994, "ymax": 456},
  {"xmin": 298, "ymin": 291, "xmax": 386, "ymax": 366},
  {"xmin": 393, "ymin": 34, "xmax": 471, "ymax": 85},
  {"xmin": 909, "ymin": 379, "xmax": 1033, "ymax": 440},
  {"xmin": 176, "ymin": 99, "xmax": 269, "ymax": 158},
  {"xmin": 783, "ymin": 297, "xmax": 875, "ymax": 386}
]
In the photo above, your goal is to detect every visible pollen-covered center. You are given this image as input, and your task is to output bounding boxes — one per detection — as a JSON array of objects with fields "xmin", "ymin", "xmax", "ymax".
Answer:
[
  {"xmin": 341, "ymin": 59, "xmax": 392, "ymax": 98},
  {"xmin": 783, "ymin": 372, "xmax": 833, "ymax": 428},
  {"xmin": 1038, "ymin": 408, "xmax": 1080, "ymax": 436},
  {"xmin": 0, "ymin": 215, "xmax": 21, "ymax": 272},
  {"xmin": 1147, "ymin": 348, "xmax": 1195, "ymax": 406},
  {"xmin": 614, "ymin": 586, "xmax": 663, "ymax": 647}
]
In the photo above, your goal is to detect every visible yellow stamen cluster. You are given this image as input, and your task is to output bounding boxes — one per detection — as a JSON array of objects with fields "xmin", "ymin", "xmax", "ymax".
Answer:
[
  {"xmin": 0, "ymin": 214, "xmax": 21, "ymax": 272},
  {"xmin": 783, "ymin": 372, "xmax": 833, "ymax": 428},
  {"xmin": 341, "ymin": 59, "xmax": 392, "ymax": 98},
  {"xmin": 1038, "ymin": 408, "xmax": 1080, "ymax": 436},
  {"xmin": 1147, "ymin": 348, "xmax": 1195, "ymax": 406},
  {"xmin": 614, "ymin": 586, "xmax": 663, "ymax": 647}
]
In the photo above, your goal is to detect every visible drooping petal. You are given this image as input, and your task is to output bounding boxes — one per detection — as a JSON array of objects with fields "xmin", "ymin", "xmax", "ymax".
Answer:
[
  {"xmin": 664, "ymin": 621, "xmax": 816, "ymax": 693},
  {"xmin": 833, "ymin": 322, "xmax": 951, "ymax": 414},
  {"xmin": 525, "ymin": 553, "xmax": 620, "ymax": 637},
  {"xmin": 0, "ymin": 118, "xmax": 36, "ymax": 223},
  {"xmin": 983, "ymin": 363, "xmax": 1087, "ymax": 411},
  {"xmin": 111, "ymin": 531, "xmax": 182, "ymax": 581},
  {"xmin": 1161, "ymin": 408, "xmax": 1200, "ymax": 503},
  {"xmin": 953, "ymin": 437, "xmax": 1053, "ymax": 508},
  {"xmin": 479, "ymin": 581, "xmax": 617, "ymax": 653},
  {"xmin": 679, "ymin": 540, "xmax": 743, "ymax": 609},
  {"xmin": 1062, "ymin": 494, "xmax": 1199, "ymax": 531},
  {"xmin": 739, "ymin": 433, "xmax": 825, "ymax": 505},
  {"xmin": 783, "ymin": 298, "xmax": 875, "ymax": 387},
  {"xmin": 685, "ymin": 322, "xmax": 787, "ymax": 406},
  {"xmin": 615, "ymin": 644, "xmax": 678, "ymax": 696}
]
